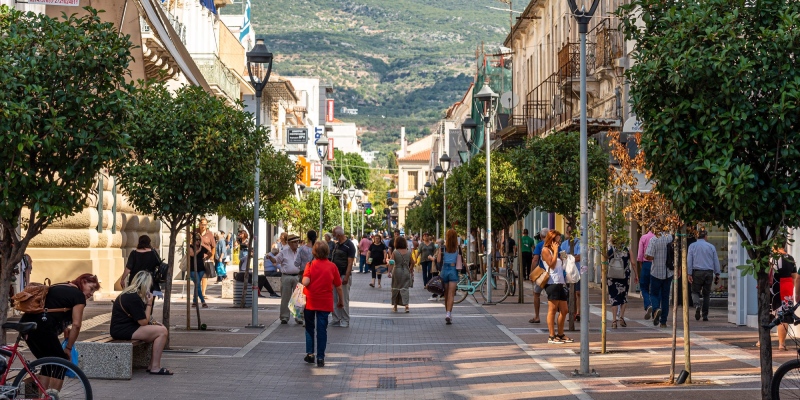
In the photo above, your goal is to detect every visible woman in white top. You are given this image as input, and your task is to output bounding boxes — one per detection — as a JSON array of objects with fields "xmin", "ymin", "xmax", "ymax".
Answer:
[{"xmin": 541, "ymin": 230, "xmax": 572, "ymax": 344}]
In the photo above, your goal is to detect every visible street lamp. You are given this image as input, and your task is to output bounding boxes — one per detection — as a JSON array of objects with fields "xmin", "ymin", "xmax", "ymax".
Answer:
[
  {"xmin": 474, "ymin": 83, "xmax": 499, "ymax": 304},
  {"xmin": 337, "ymin": 175, "xmax": 347, "ymax": 228},
  {"xmin": 316, "ymin": 134, "xmax": 329, "ymax": 235},
  {"xmin": 461, "ymin": 118, "xmax": 477, "ymax": 274},
  {"xmin": 348, "ymin": 185, "xmax": 356, "ymax": 236},
  {"xmin": 423, "ymin": 181, "xmax": 431, "ymax": 195},
  {"xmin": 567, "ymin": 0, "xmax": 601, "ymax": 377},
  {"xmin": 439, "ymin": 152, "xmax": 451, "ymax": 232},
  {"xmin": 245, "ymin": 38, "xmax": 273, "ymax": 329}
]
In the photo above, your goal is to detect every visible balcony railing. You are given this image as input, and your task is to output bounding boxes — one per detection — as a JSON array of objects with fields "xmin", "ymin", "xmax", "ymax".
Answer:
[
  {"xmin": 524, "ymin": 63, "xmax": 579, "ymax": 137},
  {"xmin": 194, "ymin": 54, "xmax": 240, "ymax": 102},
  {"xmin": 591, "ymin": 18, "xmax": 622, "ymax": 70},
  {"xmin": 140, "ymin": 11, "xmax": 187, "ymax": 45},
  {"xmin": 557, "ymin": 42, "xmax": 596, "ymax": 80}
]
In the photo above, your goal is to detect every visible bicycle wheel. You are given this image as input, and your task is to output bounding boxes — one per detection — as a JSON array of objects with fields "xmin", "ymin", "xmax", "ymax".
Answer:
[
  {"xmin": 478, "ymin": 275, "xmax": 510, "ymax": 303},
  {"xmin": 454, "ymin": 275, "xmax": 470, "ymax": 304},
  {"xmin": 12, "ymin": 357, "xmax": 92, "ymax": 400},
  {"xmin": 773, "ymin": 358, "xmax": 800, "ymax": 400},
  {"xmin": 506, "ymin": 269, "xmax": 517, "ymax": 296}
]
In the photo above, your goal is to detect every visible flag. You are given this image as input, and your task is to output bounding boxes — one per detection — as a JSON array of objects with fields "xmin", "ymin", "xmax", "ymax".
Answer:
[
  {"xmin": 200, "ymin": 0, "xmax": 217, "ymax": 14},
  {"xmin": 240, "ymin": 0, "xmax": 251, "ymax": 45}
]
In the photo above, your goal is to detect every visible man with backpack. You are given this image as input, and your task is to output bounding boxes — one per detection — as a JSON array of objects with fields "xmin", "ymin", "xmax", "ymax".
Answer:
[{"xmin": 645, "ymin": 232, "xmax": 674, "ymax": 327}]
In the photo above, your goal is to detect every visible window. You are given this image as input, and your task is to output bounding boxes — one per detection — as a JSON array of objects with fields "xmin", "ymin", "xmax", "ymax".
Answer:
[{"xmin": 407, "ymin": 171, "xmax": 418, "ymax": 191}]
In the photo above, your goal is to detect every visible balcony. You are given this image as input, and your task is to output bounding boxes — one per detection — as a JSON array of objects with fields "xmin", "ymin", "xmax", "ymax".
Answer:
[
  {"xmin": 194, "ymin": 54, "xmax": 240, "ymax": 105},
  {"xmin": 591, "ymin": 18, "xmax": 623, "ymax": 73}
]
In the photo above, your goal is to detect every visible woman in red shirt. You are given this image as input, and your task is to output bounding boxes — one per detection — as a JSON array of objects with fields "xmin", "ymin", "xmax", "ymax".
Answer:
[{"xmin": 302, "ymin": 241, "xmax": 344, "ymax": 367}]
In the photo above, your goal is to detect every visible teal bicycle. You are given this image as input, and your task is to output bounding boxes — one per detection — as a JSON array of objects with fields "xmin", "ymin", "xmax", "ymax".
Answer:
[{"xmin": 454, "ymin": 262, "xmax": 510, "ymax": 304}]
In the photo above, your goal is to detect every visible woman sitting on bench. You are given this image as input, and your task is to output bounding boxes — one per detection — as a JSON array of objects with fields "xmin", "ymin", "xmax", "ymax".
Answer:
[{"xmin": 110, "ymin": 271, "xmax": 172, "ymax": 375}]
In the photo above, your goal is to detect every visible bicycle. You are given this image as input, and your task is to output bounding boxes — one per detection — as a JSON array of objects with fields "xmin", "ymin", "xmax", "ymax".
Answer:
[
  {"xmin": 767, "ymin": 302, "xmax": 800, "ymax": 400},
  {"xmin": 501, "ymin": 254, "xmax": 518, "ymax": 297},
  {"xmin": 454, "ymin": 260, "xmax": 510, "ymax": 304},
  {"xmin": 0, "ymin": 321, "xmax": 92, "ymax": 399}
]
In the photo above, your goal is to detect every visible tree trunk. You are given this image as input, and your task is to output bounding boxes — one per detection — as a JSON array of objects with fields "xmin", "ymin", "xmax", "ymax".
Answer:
[
  {"xmin": 600, "ymin": 199, "xmax": 607, "ymax": 353},
  {"xmin": 681, "ymin": 226, "xmax": 691, "ymax": 383},
  {"xmin": 162, "ymin": 225, "xmax": 180, "ymax": 349},
  {"xmin": 757, "ymin": 270, "xmax": 773, "ymax": 399},
  {"xmin": 517, "ymin": 219, "xmax": 524, "ymax": 304},
  {"xmin": 670, "ymin": 235, "xmax": 679, "ymax": 383}
]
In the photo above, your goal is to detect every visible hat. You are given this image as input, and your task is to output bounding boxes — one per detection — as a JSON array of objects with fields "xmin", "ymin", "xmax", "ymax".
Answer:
[{"xmin": 287, "ymin": 234, "xmax": 301, "ymax": 242}]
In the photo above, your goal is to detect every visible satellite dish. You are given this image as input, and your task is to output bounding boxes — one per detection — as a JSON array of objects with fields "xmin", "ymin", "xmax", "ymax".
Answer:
[{"xmin": 500, "ymin": 92, "xmax": 519, "ymax": 109}]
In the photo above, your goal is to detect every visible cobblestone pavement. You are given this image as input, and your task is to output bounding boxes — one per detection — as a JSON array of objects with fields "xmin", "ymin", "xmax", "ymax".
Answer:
[{"xmin": 84, "ymin": 273, "xmax": 583, "ymax": 399}]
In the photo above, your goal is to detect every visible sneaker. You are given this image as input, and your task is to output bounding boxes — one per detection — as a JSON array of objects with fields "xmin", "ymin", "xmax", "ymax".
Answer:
[
  {"xmin": 548, "ymin": 336, "xmax": 564, "ymax": 344},
  {"xmin": 304, "ymin": 354, "xmax": 315, "ymax": 364},
  {"xmin": 659, "ymin": 323, "xmax": 667, "ymax": 328},
  {"xmin": 428, "ymin": 296, "xmax": 438, "ymax": 301},
  {"xmin": 695, "ymin": 307, "xmax": 701, "ymax": 321},
  {"xmin": 317, "ymin": 359, "xmax": 325, "ymax": 367},
  {"xmin": 330, "ymin": 320, "xmax": 340, "ymax": 327},
  {"xmin": 644, "ymin": 306, "xmax": 653, "ymax": 320},
  {"xmin": 295, "ymin": 319, "xmax": 304, "ymax": 325},
  {"xmin": 703, "ymin": 317, "xmax": 709, "ymax": 322},
  {"xmin": 445, "ymin": 316, "xmax": 452, "ymax": 325},
  {"xmin": 652, "ymin": 309, "xmax": 662, "ymax": 326},
  {"xmin": 270, "ymin": 293, "xmax": 280, "ymax": 298},
  {"xmin": 338, "ymin": 322, "xmax": 349, "ymax": 328},
  {"xmin": 280, "ymin": 320, "xmax": 288, "ymax": 324}
]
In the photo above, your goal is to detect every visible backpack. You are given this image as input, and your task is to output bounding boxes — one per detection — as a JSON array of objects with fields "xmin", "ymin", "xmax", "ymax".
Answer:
[
  {"xmin": 607, "ymin": 250, "xmax": 626, "ymax": 279},
  {"xmin": 152, "ymin": 250, "xmax": 169, "ymax": 283},
  {"xmin": 11, "ymin": 279, "xmax": 71, "ymax": 314},
  {"xmin": 666, "ymin": 241, "xmax": 675, "ymax": 271}
]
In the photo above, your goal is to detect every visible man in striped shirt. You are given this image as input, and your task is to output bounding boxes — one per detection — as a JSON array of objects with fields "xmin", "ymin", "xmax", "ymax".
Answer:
[{"xmin": 645, "ymin": 232, "xmax": 674, "ymax": 328}]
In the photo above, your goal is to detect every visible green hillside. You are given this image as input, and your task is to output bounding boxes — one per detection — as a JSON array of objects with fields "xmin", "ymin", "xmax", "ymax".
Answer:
[{"xmin": 238, "ymin": 0, "xmax": 512, "ymax": 165}]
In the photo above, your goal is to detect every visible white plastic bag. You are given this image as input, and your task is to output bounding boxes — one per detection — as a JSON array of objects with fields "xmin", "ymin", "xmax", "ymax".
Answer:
[
  {"xmin": 288, "ymin": 283, "xmax": 306, "ymax": 319},
  {"xmin": 564, "ymin": 255, "xmax": 580, "ymax": 284}
]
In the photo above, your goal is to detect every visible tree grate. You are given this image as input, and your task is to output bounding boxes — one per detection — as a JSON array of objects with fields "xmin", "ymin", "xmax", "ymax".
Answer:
[
  {"xmin": 389, "ymin": 357, "xmax": 433, "ymax": 362},
  {"xmin": 377, "ymin": 376, "xmax": 397, "ymax": 389}
]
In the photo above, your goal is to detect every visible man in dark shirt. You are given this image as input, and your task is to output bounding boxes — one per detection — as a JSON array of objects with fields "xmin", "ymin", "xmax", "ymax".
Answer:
[{"xmin": 329, "ymin": 226, "xmax": 356, "ymax": 328}]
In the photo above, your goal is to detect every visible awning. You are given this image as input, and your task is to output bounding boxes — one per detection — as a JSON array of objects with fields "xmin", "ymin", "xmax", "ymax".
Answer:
[{"xmin": 136, "ymin": 0, "xmax": 212, "ymax": 93}]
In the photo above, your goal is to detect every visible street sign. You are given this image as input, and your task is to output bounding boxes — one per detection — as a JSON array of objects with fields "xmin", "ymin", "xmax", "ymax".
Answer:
[{"xmin": 287, "ymin": 128, "xmax": 308, "ymax": 144}]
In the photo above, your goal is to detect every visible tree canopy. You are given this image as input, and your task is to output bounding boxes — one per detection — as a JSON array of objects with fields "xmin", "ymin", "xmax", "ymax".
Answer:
[
  {"xmin": 326, "ymin": 149, "xmax": 369, "ymax": 189},
  {"xmin": 521, "ymin": 131, "xmax": 610, "ymax": 232},
  {"xmin": 621, "ymin": 0, "xmax": 800, "ymax": 396},
  {"xmin": 0, "ymin": 6, "xmax": 134, "ymax": 323}
]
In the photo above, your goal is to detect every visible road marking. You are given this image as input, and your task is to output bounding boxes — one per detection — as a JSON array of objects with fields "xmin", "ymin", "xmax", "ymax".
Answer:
[
  {"xmin": 261, "ymin": 341, "xmax": 514, "ymax": 346},
  {"xmin": 234, "ymin": 319, "xmax": 280, "ymax": 358},
  {"xmin": 497, "ymin": 324, "xmax": 593, "ymax": 400}
]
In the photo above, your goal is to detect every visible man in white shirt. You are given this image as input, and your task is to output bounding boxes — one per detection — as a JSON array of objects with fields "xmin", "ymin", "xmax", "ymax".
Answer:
[{"xmin": 268, "ymin": 234, "xmax": 301, "ymax": 325}]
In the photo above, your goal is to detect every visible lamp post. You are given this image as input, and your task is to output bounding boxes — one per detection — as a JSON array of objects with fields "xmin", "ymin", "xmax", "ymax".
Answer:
[
  {"xmin": 337, "ymin": 174, "xmax": 347, "ymax": 228},
  {"xmin": 316, "ymin": 135, "xmax": 330, "ymax": 234},
  {"xmin": 460, "ymin": 118, "xmax": 477, "ymax": 268},
  {"xmin": 245, "ymin": 38, "xmax": 273, "ymax": 328},
  {"xmin": 348, "ymin": 185, "xmax": 356, "ymax": 236},
  {"xmin": 567, "ymin": 0, "xmax": 600, "ymax": 377},
  {"xmin": 356, "ymin": 194, "xmax": 362, "ymax": 237},
  {"xmin": 474, "ymin": 83, "xmax": 499, "ymax": 304},
  {"xmin": 440, "ymin": 153, "xmax": 451, "ymax": 231}
]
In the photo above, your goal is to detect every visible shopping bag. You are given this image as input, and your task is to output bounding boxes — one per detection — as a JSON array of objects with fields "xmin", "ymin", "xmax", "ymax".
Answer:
[
  {"xmin": 288, "ymin": 283, "xmax": 306, "ymax": 319},
  {"xmin": 564, "ymin": 255, "xmax": 580, "ymax": 284},
  {"xmin": 60, "ymin": 340, "xmax": 79, "ymax": 378}
]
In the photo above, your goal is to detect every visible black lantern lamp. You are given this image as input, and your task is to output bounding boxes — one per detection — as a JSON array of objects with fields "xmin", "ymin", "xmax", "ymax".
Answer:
[
  {"xmin": 440, "ymin": 152, "xmax": 451, "ymax": 174},
  {"xmin": 246, "ymin": 39, "xmax": 274, "ymax": 97},
  {"xmin": 433, "ymin": 165, "xmax": 444, "ymax": 180}
]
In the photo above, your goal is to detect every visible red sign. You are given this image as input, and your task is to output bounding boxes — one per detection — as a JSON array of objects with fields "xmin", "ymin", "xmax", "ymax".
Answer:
[
  {"xmin": 326, "ymin": 99, "xmax": 335, "ymax": 123},
  {"xmin": 328, "ymin": 138, "xmax": 335, "ymax": 161}
]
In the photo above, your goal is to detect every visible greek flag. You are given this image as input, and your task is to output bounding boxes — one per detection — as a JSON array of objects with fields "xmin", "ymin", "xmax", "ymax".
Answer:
[{"xmin": 239, "ymin": 0, "xmax": 251, "ymax": 44}]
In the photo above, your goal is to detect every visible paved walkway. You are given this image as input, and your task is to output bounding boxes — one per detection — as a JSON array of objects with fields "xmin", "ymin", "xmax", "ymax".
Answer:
[
  {"xmin": 84, "ymin": 273, "xmax": 581, "ymax": 399},
  {"xmin": 67, "ymin": 272, "xmax": 773, "ymax": 399}
]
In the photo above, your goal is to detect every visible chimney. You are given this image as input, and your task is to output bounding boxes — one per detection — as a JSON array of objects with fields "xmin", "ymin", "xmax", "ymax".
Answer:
[{"xmin": 400, "ymin": 127, "xmax": 406, "ymax": 157}]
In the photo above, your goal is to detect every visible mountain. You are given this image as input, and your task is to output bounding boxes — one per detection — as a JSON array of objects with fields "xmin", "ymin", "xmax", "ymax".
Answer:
[{"xmin": 239, "ymin": 0, "xmax": 511, "ymax": 165}]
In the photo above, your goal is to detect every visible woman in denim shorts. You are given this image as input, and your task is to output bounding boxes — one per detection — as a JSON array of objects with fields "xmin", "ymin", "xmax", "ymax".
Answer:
[{"xmin": 437, "ymin": 229, "xmax": 463, "ymax": 325}]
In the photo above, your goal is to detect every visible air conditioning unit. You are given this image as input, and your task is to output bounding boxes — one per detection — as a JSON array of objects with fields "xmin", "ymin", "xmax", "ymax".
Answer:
[{"xmin": 551, "ymin": 95, "xmax": 563, "ymax": 116}]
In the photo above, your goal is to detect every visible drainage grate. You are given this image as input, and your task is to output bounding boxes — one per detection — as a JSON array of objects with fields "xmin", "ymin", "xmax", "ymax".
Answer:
[
  {"xmin": 377, "ymin": 376, "xmax": 397, "ymax": 389},
  {"xmin": 382, "ymin": 319, "xmax": 394, "ymax": 326},
  {"xmin": 389, "ymin": 357, "xmax": 433, "ymax": 362}
]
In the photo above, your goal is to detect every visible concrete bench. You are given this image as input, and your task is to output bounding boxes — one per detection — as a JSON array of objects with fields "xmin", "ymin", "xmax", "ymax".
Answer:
[{"xmin": 74, "ymin": 334, "xmax": 151, "ymax": 380}]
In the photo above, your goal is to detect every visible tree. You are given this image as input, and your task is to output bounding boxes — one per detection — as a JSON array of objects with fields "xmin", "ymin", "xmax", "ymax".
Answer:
[
  {"xmin": 0, "ymin": 6, "xmax": 134, "ymax": 323},
  {"xmin": 364, "ymin": 169, "xmax": 392, "ymax": 232},
  {"xmin": 282, "ymin": 191, "xmax": 341, "ymax": 235},
  {"xmin": 621, "ymin": 1, "xmax": 800, "ymax": 396},
  {"xmin": 114, "ymin": 82, "xmax": 262, "ymax": 337},
  {"xmin": 520, "ymin": 131, "xmax": 610, "ymax": 233},
  {"xmin": 217, "ymin": 141, "xmax": 300, "ymax": 241},
  {"xmin": 326, "ymin": 149, "xmax": 369, "ymax": 189}
]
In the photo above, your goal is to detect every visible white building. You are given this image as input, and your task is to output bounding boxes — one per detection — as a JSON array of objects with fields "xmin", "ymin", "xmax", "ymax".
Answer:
[{"xmin": 327, "ymin": 119, "xmax": 361, "ymax": 155}]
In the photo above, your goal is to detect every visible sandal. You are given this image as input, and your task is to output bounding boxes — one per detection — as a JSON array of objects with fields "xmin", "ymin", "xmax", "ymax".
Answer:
[
  {"xmin": 548, "ymin": 336, "xmax": 564, "ymax": 344},
  {"xmin": 369, "ymin": 283, "xmax": 375, "ymax": 288},
  {"xmin": 528, "ymin": 318, "xmax": 541, "ymax": 324},
  {"xmin": 392, "ymin": 306, "xmax": 397, "ymax": 313},
  {"xmin": 557, "ymin": 334, "xmax": 574, "ymax": 343},
  {"xmin": 148, "ymin": 368, "xmax": 174, "ymax": 375},
  {"xmin": 612, "ymin": 320, "xmax": 618, "ymax": 329},
  {"xmin": 619, "ymin": 318, "xmax": 627, "ymax": 327},
  {"xmin": 780, "ymin": 346, "xmax": 788, "ymax": 351},
  {"xmin": 405, "ymin": 307, "xmax": 410, "ymax": 313}
]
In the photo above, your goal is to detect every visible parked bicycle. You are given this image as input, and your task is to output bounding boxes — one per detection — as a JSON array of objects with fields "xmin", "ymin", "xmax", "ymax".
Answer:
[
  {"xmin": 454, "ymin": 256, "xmax": 510, "ymax": 304},
  {"xmin": 0, "ymin": 321, "xmax": 92, "ymax": 399},
  {"xmin": 767, "ymin": 302, "xmax": 800, "ymax": 400},
  {"xmin": 500, "ymin": 254, "xmax": 518, "ymax": 297}
]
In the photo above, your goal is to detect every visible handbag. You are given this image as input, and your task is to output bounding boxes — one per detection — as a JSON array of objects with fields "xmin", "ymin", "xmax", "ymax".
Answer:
[
  {"xmin": 530, "ymin": 267, "xmax": 550, "ymax": 289},
  {"xmin": 204, "ymin": 259, "xmax": 217, "ymax": 279},
  {"xmin": 425, "ymin": 275, "xmax": 445, "ymax": 296},
  {"xmin": 564, "ymin": 255, "xmax": 580, "ymax": 284},
  {"xmin": 151, "ymin": 249, "xmax": 169, "ymax": 283}
]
